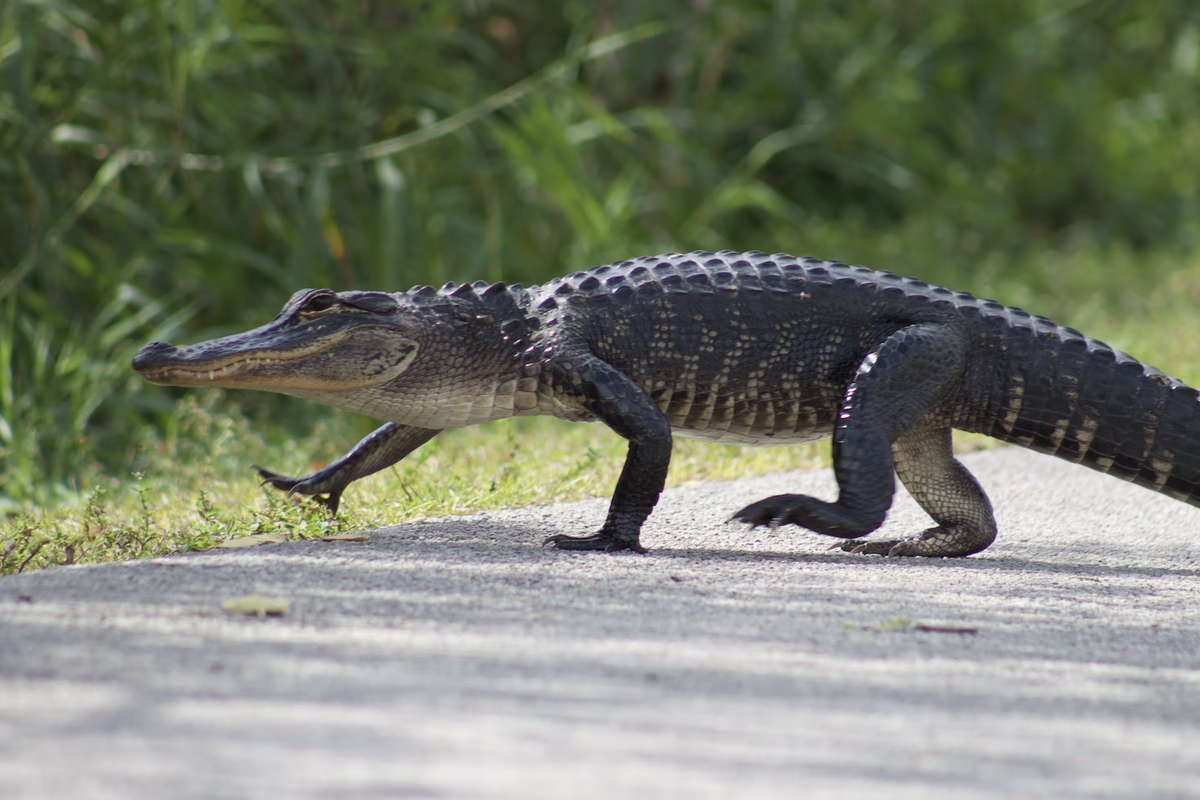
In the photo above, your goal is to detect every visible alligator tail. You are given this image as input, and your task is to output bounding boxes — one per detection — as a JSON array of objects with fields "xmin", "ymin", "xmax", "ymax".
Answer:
[{"xmin": 980, "ymin": 324, "xmax": 1200, "ymax": 506}]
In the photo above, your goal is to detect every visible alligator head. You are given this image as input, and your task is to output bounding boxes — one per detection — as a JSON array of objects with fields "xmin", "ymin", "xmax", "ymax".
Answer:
[{"xmin": 133, "ymin": 285, "xmax": 527, "ymax": 425}]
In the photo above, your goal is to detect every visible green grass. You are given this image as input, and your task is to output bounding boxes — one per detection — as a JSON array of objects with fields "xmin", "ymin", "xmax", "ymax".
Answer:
[{"xmin": 0, "ymin": 392, "xmax": 829, "ymax": 576}]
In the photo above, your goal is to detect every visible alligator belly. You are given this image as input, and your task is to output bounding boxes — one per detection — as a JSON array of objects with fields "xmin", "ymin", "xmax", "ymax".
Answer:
[
  {"xmin": 672, "ymin": 426, "xmax": 831, "ymax": 446},
  {"xmin": 661, "ymin": 390, "xmax": 836, "ymax": 446}
]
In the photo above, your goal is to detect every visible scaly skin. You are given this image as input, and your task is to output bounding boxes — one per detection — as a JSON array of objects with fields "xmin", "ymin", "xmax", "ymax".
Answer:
[{"xmin": 133, "ymin": 250, "xmax": 1200, "ymax": 557}]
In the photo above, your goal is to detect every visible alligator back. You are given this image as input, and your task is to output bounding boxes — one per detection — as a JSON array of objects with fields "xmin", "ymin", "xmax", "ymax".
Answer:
[
  {"xmin": 530, "ymin": 250, "xmax": 1200, "ymax": 508},
  {"xmin": 526, "ymin": 251, "xmax": 964, "ymax": 445}
]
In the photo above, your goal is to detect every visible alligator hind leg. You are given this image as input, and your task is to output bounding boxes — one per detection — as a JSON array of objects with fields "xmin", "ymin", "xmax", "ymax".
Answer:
[
  {"xmin": 257, "ymin": 423, "xmax": 440, "ymax": 513},
  {"xmin": 734, "ymin": 426, "xmax": 896, "ymax": 537},
  {"xmin": 840, "ymin": 422, "xmax": 997, "ymax": 557},
  {"xmin": 732, "ymin": 322, "xmax": 970, "ymax": 549}
]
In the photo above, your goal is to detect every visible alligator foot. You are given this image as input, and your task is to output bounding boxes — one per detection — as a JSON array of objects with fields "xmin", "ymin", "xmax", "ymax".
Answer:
[
  {"xmin": 730, "ymin": 493, "xmax": 884, "ymax": 539},
  {"xmin": 255, "ymin": 466, "xmax": 345, "ymax": 514},
  {"xmin": 831, "ymin": 538, "xmax": 917, "ymax": 556},
  {"xmin": 542, "ymin": 532, "xmax": 647, "ymax": 553},
  {"xmin": 832, "ymin": 526, "xmax": 984, "ymax": 558}
]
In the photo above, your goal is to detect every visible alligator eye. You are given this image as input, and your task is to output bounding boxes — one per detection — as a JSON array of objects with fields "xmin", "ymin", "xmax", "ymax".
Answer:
[{"xmin": 298, "ymin": 291, "xmax": 340, "ymax": 316}]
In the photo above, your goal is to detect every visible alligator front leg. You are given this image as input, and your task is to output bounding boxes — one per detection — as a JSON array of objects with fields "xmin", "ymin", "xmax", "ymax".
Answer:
[
  {"xmin": 733, "ymin": 322, "xmax": 973, "ymax": 554},
  {"xmin": 257, "ymin": 423, "xmax": 440, "ymax": 513},
  {"xmin": 542, "ymin": 355, "xmax": 673, "ymax": 553}
]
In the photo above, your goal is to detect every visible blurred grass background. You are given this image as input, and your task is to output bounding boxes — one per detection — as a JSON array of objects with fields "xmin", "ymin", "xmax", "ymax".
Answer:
[{"xmin": 3, "ymin": 1, "xmax": 1200, "ymax": 536}]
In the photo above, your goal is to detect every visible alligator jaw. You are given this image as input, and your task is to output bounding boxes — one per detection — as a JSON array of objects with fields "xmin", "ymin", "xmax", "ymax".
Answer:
[
  {"xmin": 133, "ymin": 340, "xmax": 304, "ymax": 388},
  {"xmin": 132, "ymin": 326, "xmax": 419, "ymax": 392}
]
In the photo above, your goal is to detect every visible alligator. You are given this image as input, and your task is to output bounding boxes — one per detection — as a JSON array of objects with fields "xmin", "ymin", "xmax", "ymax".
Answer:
[{"xmin": 133, "ymin": 250, "xmax": 1200, "ymax": 557}]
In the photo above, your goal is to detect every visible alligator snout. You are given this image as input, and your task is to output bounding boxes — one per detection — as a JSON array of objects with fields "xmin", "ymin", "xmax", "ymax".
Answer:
[{"xmin": 132, "ymin": 341, "xmax": 179, "ymax": 373}]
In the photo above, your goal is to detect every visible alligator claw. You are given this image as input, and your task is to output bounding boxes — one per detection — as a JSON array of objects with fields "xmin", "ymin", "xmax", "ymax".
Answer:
[
  {"xmin": 254, "ymin": 465, "xmax": 343, "ymax": 514},
  {"xmin": 887, "ymin": 539, "xmax": 923, "ymax": 557},
  {"xmin": 729, "ymin": 498, "xmax": 787, "ymax": 527},
  {"xmin": 833, "ymin": 538, "xmax": 921, "ymax": 556},
  {"xmin": 255, "ymin": 465, "xmax": 295, "ymax": 490},
  {"xmin": 829, "ymin": 540, "xmax": 888, "ymax": 555}
]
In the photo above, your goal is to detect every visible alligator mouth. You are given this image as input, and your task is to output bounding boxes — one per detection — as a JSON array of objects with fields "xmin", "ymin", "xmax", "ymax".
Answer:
[
  {"xmin": 132, "ymin": 331, "xmax": 355, "ymax": 389},
  {"xmin": 133, "ymin": 350, "xmax": 298, "ymax": 387},
  {"xmin": 133, "ymin": 326, "xmax": 419, "ymax": 391}
]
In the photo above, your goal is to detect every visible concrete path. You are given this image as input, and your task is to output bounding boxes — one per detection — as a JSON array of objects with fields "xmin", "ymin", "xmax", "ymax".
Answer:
[{"xmin": 2, "ymin": 447, "xmax": 1199, "ymax": 799}]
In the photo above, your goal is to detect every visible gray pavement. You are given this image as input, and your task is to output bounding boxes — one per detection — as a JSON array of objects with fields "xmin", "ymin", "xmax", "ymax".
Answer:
[{"xmin": 2, "ymin": 447, "xmax": 1199, "ymax": 799}]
